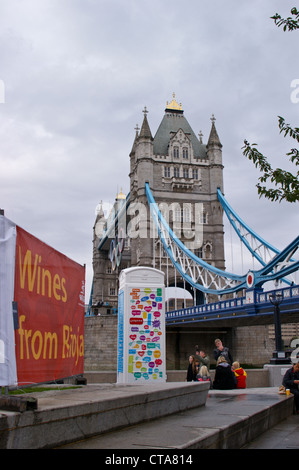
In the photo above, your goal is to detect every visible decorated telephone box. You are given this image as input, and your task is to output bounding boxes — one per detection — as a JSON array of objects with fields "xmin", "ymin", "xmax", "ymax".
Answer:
[{"xmin": 117, "ymin": 267, "xmax": 166, "ymax": 384}]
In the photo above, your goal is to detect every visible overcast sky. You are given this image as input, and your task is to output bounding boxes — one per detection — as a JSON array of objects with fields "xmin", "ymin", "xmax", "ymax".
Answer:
[{"xmin": 0, "ymin": 0, "xmax": 298, "ymax": 301}]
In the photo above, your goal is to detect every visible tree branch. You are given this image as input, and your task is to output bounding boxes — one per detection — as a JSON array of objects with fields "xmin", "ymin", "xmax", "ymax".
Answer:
[{"xmin": 271, "ymin": 7, "xmax": 299, "ymax": 31}]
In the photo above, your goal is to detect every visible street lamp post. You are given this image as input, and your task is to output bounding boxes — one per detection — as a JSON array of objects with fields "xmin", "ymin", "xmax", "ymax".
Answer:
[{"xmin": 269, "ymin": 292, "xmax": 290, "ymax": 364}]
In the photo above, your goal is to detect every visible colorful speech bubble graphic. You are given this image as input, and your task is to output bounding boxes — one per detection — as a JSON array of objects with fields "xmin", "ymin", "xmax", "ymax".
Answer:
[
  {"xmin": 131, "ymin": 309, "xmax": 141, "ymax": 316},
  {"xmin": 130, "ymin": 318, "xmax": 143, "ymax": 325}
]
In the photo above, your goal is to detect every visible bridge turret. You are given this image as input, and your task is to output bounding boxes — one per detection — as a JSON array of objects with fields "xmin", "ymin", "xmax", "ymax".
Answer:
[
  {"xmin": 206, "ymin": 115, "xmax": 223, "ymax": 188},
  {"xmin": 206, "ymin": 115, "xmax": 225, "ymax": 271},
  {"xmin": 129, "ymin": 107, "xmax": 154, "ymax": 267},
  {"xmin": 133, "ymin": 107, "xmax": 154, "ymax": 190}
]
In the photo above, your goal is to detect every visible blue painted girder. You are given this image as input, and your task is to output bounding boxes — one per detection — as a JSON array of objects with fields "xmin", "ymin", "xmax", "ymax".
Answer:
[{"xmin": 146, "ymin": 183, "xmax": 299, "ymax": 294}]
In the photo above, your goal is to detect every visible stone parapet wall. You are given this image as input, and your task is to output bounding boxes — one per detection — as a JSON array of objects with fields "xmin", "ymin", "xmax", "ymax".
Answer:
[{"xmin": 83, "ymin": 369, "xmax": 270, "ymax": 387}]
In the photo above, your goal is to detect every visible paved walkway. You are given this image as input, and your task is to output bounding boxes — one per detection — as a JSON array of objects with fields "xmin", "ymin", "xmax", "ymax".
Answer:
[
  {"xmin": 242, "ymin": 413, "xmax": 299, "ymax": 449},
  {"xmin": 57, "ymin": 388, "xmax": 296, "ymax": 449}
]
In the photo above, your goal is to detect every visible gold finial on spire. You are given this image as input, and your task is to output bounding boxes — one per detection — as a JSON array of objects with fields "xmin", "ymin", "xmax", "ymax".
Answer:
[
  {"xmin": 117, "ymin": 187, "xmax": 126, "ymax": 200},
  {"xmin": 166, "ymin": 92, "xmax": 182, "ymax": 111}
]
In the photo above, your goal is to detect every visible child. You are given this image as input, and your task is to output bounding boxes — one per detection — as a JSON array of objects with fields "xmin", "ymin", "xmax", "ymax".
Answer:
[
  {"xmin": 197, "ymin": 365, "xmax": 212, "ymax": 388},
  {"xmin": 232, "ymin": 361, "xmax": 247, "ymax": 389}
]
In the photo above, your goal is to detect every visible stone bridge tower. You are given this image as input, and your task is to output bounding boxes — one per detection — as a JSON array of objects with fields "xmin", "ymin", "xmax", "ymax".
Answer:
[{"xmin": 91, "ymin": 94, "xmax": 225, "ymax": 315}]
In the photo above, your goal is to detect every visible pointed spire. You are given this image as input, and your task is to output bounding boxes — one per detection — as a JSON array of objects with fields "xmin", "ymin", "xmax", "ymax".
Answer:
[
  {"xmin": 95, "ymin": 200, "xmax": 105, "ymax": 221},
  {"xmin": 139, "ymin": 106, "xmax": 153, "ymax": 139},
  {"xmin": 207, "ymin": 114, "xmax": 222, "ymax": 148},
  {"xmin": 130, "ymin": 124, "xmax": 140, "ymax": 156}
]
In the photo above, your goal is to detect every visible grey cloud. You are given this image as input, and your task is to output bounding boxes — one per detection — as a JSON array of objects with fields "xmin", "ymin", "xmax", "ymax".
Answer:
[{"xmin": 0, "ymin": 0, "xmax": 298, "ymax": 298}]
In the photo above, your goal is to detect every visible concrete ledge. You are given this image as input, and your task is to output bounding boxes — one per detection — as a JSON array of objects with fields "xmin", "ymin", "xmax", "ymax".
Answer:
[
  {"xmin": 184, "ymin": 390, "xmax": 294, "ymax": 449},
  {"xmin": 0, "ymin": 382, "xmax": 209, "ymax": 449},
  {"xmin": 84, "ymin": 368, "xmax": 270, "ymax": 387},
  {"xmin": 0, "ymin": 396, "xmax": 37, "ymax": 412}
]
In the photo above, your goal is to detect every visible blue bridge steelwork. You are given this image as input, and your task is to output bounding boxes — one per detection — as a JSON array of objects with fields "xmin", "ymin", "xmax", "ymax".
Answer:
[
  {"xmin": 90, "ymin": 183, "xmax": 299, "ymax": 327},
  {"xmin": 146, "ymin": 183, "xmax": 299, "ymax": 295},
  {"xmin": 166, "ymin": 284, "xmax": 299, "ymax": 328}
]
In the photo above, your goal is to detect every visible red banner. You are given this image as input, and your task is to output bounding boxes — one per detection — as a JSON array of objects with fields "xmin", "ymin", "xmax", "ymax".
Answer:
[{"xmin": 14, "ymin": 226, "xmax": 85, "ymax": 385}]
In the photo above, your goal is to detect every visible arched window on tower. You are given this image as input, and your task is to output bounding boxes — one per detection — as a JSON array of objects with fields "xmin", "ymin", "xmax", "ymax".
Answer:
[
  {"xmin": 194, "ymin": 247, "xmax": 203, "ymax": 258},
  {"xmin": 164, "ymin": 166, "xmax": 170, "ymax": 177},
  {"xmin": 204, "ymin": 242, "xmax": 212, "ymax": 259},
  {"xmin": 199, "ymin": 211, "xmax": 208, "ymax": 224},
  {"xmin": 173, "ymin": 206, "xmax": 191, "ymax": 223},
  {"xmin": 174, "ymin": 206, "xmax": 181, "ymax": 222},
  {"xmin": 173, "ymin": 147, "xmax": 179, "ymax": 158},
  {"xmin": 183, "ymin": 206, "xmax": 191, "ymax": 223}
]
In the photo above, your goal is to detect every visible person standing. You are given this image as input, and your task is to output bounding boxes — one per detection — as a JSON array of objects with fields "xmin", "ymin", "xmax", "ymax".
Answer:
[
  {"xmin": 213, "ymin": 338, "xmax": 233, "ymax": 365},
  {"xmin": 195, "ymin": 348, "xmax": 210, "ymax": 371}
]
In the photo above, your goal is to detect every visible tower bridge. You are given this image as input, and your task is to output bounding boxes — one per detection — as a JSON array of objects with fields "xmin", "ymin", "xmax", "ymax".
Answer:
[{"xmin": 88, "ymin": 95, "xmax": 299, "ymax": 368}]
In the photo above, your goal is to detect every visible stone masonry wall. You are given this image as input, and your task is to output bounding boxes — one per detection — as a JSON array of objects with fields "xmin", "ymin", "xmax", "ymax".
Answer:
[
  {"xmin": 84, "ymin": 316, "xmax": 275, "ymax": 372},
  {"xmin": 233, "ymin": 325, "xmax": 275, "ymax": 366},
  {"xmin": 84, "ymin": 315, "xmax": 118, "ymax": 371}
]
